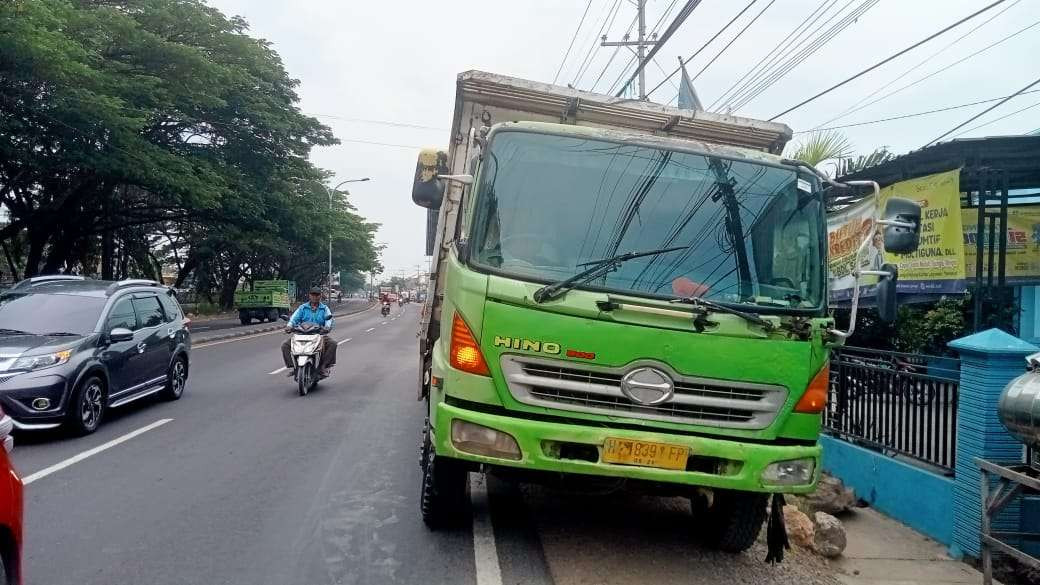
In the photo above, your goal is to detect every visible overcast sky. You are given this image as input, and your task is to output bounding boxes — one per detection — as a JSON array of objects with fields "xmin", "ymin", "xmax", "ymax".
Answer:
[{"xmin": 206, "ymin": 0, "xmax": 1039, "ymax": 277}]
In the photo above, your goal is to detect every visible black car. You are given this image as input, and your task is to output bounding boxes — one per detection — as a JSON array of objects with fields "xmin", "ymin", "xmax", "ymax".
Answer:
[{"xmin": 0, "ymin": 276, "xmax": 191, "ymax": 435}]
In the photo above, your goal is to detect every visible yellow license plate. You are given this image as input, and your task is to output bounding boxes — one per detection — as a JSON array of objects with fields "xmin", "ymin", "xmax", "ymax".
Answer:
[{"xmin": 602, "ymin": 438, "xmax": 688, "ymax": 470}]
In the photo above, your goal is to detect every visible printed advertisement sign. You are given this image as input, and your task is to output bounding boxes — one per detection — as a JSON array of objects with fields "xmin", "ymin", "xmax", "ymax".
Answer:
[
  {"xmin": 963, "ymin": 205, "xmax": 1040, "ymax": 283},
  {"xmin": 828, "ymin": 169, "xmax": 966, "ymax": 300}
]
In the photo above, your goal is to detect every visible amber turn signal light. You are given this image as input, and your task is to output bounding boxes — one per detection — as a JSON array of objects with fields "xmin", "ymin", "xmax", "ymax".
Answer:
[
  {"xmin": 794, "ymin": 364, "xmax": 829, "ymax": 414},
  {"xmin": 450, "ymin": 312, "xmax": 490, "ymax": 376}
]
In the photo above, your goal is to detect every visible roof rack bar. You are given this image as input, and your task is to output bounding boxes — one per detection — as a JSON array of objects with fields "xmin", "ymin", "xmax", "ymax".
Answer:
[
  {"xmin": 10, "ymin": 275, "xmax": 85, "ymax": 290},
  {"xmin": 105, "ymin": 279, "xmax": 161, "ymax": 296}
]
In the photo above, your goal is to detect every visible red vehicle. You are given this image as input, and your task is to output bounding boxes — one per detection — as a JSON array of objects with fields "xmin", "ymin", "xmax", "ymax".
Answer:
[{"xmin": 0, "ymin": 405, "xmax": 22, "ymax": 584}]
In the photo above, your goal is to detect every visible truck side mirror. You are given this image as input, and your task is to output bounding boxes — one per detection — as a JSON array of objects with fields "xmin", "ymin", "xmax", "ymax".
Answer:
[
  {"xmin": 876, "ymin": 263, "xmax": 899, "ymax": 323},
  {"xmin": 412, "ymin": 148, "xmax": 449, "ymax": 210},
  {"xmin": 881, "ymin": 197, "xmax": 921, "ymax": 254}
]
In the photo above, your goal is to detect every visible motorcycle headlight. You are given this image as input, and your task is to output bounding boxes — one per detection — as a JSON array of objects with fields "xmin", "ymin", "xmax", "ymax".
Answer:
[{"xmin": 10, "ymin": 349, "xmax": 72, "ymax": 372}]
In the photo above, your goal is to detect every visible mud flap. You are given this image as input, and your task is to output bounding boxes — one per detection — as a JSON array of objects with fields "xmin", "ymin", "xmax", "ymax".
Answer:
[{"xmin": 765, "ymin": 493, "xmax": 790, "ymax": 564}]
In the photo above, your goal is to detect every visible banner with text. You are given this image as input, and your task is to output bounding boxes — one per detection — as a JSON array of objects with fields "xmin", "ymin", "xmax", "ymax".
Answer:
[
  {"xmin": 828, "ymin": 168, "xmax": 966, "ymax": 300},
  {"xmin": 963, "ymin": 205, "xmax": 1040, "ymax": 283}
]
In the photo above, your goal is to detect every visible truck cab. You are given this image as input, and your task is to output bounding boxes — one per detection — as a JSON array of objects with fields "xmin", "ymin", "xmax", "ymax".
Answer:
[{"xmin": 412, "ymin": 72, "xmax": 919, "ymax": 552}]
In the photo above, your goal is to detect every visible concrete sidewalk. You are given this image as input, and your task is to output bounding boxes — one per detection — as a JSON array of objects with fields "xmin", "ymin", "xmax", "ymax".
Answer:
[{"xmin": 834, "ymin": 507, "xmax": 996, "ymax": 585}]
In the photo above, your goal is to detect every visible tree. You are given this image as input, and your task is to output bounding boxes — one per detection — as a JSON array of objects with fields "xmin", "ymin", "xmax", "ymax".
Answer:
[
  {"xmin": 784, "ymin": 130, "xmax": 852, "ymax": 168},
  {"xmin": 0, "ymin": 0, "xmax": 379, "ymax": 306}
]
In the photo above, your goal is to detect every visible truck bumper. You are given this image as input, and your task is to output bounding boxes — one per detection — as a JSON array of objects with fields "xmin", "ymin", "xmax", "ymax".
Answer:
[{"xmin": 433, "ymin": 399, "xmax": 821, "ymax": 493}]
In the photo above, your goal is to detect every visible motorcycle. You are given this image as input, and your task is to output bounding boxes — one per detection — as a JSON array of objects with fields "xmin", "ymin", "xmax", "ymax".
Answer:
[
  {"xmin": 281, "ymin": 319, "xmax": 328, "ymax": 396},
  {"xmin": 381, "ymin": 302, "xmax": 391, "ymax": 317}
]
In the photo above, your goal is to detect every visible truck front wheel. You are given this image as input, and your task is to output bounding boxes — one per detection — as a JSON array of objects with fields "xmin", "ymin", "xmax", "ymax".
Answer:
[
  {"xmin": 692, "ymin": 489, "xmax": 768, "ymax": 553},
  {"xmin": 419, "ymin": 419, "xmax": 468, "ymax": 530}
]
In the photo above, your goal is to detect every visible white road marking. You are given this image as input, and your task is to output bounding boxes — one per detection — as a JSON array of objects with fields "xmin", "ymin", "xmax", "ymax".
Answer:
[
  {"xmin": 194, "ymin": 329, "xmax": 283, "ymax": 348},
  {"xmin": 268, "ymin": 366, "xmax": 287, "ymax": 375},
  {"xmin": 470, "ymin": 474, "xmax": 503, "ymax": 585},
  {"xmin": 337, "ymin": 338, "xmax": 352, "ymax": 345},
  {"xmin": 23, "ymin": 419, "xmax": 174, "ymax": 485},
  {"xmin": 365, "ymin": 327, "xmax": 375, "ymax": 333},
  {"xmin": 381, "ymin": 321, "xmax": 388, "ymax": 325}
]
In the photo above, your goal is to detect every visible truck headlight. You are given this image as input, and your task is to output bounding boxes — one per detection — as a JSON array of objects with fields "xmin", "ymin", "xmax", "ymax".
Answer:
[
  {"xmin": 761, "ymin": 458, "xmax": 815, "ymax": 486},
  {"xmin": 451, "ymin": 420, "xmax": 521, "ymax": 460},
  {"xmin": 10, "ymin": 349, "xmax": 72, "ymax": 372}
]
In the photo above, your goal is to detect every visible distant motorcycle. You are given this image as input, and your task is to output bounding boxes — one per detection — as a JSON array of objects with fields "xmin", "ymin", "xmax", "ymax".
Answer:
[
  {"xmin": 381, "ymin": 302, "xmax": 391, "ymax": 317},
  {"xmin": 282, "ymin": 319, "xmax": 327, "ymax": 396}
]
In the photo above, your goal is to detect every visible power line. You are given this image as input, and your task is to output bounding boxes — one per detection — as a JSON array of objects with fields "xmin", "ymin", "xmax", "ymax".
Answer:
[
  {"xmin": 338, "ymin": 139, "xmax": 426, "ymax": 149},
  {"xmin": 614, "ymin": 0, "xmax": 705, "ymax": 98},
  {"xmin": 553, "ymin": 0, "xmax": 594, "ymax": 84},
  {"xmin": 793, "ymin": 88, "xmax": 1040, "ymax": 132},
  {"xmin": 768, "ymin": 0, "xmax": 1009, "ymax": 121},
  {"xmin": 590, "ymin": 13, "xmax": 639, "ymax": 92},
  {"xmin": 811, "ymin": 0, "xmax": 1021, "ymax": 130},
  {"xmin": 572, "ymin": 0, "xmax": 623, "ymax": 86},
  {"xmin": 809, "ymin": 14, "xmax": 1040, "ymax": 130},
  {"xmin": 952, "ymin": 99, "xmax": 1040, "ymax": 138},
  {"xmin": 924, "ymin": 74, "xmax": 1040, "ymax": 147},
  {"xmin": 309, "ymin": 113, "xmax": 446, "ymax": 131},
  {"xmin": 709, "ymin": 0, "xmax": 837, "ymax": 111},
  {"xmin": 727, "ymin": 0, "xmax": 878, "ymax": 113},
  {"xmin": 685, "ymin": 0, "xmax": 776, "ymax": 89},
  {"xmin": 645, "ymin": 0, "xmax": 759, "ymax": 99}
]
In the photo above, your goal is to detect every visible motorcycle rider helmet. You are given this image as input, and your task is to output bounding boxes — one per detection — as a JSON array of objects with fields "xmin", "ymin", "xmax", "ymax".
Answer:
[{"xmin": 308, "ymin": 286, "xmax": 322, "ymax": 296}]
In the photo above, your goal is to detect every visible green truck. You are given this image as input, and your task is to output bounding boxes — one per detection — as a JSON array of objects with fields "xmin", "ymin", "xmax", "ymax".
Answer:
[
  {"xmin": 234, "ymin": 279, "xmax": 295, "ymax": 325},
  {"xmin": 411, "ymin": 71, "xmax": 920, "ymax": 551}
]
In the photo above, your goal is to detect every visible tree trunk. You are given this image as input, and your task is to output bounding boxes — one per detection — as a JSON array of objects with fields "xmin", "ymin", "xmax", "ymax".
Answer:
[
  {"xmin": 0, "ymin": 239, "xmax": 20, "ymax": 282},
  {"xmin": 23, "ymin": 227, "xmax": 48, "ymax": 277}
]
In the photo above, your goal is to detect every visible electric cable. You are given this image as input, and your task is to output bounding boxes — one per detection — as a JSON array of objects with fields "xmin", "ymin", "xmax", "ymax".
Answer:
[
  {"xmin": 768, "ymin": 0, "xmax": 1009, "ymax": 121},
  {"xmin": 553, "ymin": 0, "xmax": 594, "ymax": 84},
  {"xmin": 924, "ymin": 74, "xmax": 1040, "ymax": 147}
]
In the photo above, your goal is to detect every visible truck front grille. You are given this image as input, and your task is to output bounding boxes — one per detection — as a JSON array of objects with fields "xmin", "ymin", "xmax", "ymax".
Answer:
[{"xmin": 501, "ymin": 356, "xmax": 787, "ymax": 430}]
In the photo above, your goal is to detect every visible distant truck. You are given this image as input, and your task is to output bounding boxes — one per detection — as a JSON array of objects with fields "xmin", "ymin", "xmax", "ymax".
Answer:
[{"xmin": 234, "ymin": 279, "xmax": 295, "ymax": 325}]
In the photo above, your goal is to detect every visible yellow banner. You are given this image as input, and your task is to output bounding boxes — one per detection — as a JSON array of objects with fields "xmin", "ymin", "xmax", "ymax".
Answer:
[
  {"xmin": 879, "ymin": 168, "xmax": 965, "ymax": 287},
  {"xmin": 963, "ymin": 205, "xmax": 1040, "ymax": 280},
  {"xmin": 827, "ymin": 168, "xmax": 966, "ymax": 298}
]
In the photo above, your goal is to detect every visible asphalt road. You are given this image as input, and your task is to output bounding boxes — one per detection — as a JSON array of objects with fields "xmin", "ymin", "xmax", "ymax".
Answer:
[{"xmin": 9, "ymin": 304, "xmax": 841, "ymax": 585}]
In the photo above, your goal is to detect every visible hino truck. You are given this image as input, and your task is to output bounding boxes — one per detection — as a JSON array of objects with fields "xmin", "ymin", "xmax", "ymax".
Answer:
[{"xmin": 411, "ymin": 71, "xmax": 920, "ymax": 552}]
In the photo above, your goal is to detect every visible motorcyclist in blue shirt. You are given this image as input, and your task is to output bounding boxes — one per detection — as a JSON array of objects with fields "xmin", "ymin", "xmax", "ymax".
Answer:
[{"xmin": 281, "ymin": 287, "xmax": 337, "ymax": 377}]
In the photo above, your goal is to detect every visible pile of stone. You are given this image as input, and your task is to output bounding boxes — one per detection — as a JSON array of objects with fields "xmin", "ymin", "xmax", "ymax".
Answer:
[{"xmin": 781, "ymin": 474, "xmax": 855, "ymax": 558}]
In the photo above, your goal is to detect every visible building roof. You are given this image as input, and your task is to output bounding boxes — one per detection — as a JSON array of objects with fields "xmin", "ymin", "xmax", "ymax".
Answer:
[{"xmin": 836, "ymin": 135, "xmax": 1040, "ymax": 192}]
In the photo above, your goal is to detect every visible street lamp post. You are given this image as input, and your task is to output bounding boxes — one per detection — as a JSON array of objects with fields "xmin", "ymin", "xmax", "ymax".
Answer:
[{"xmin": 326, "ymin": 177, "xmax": 369, "ymax": 295}]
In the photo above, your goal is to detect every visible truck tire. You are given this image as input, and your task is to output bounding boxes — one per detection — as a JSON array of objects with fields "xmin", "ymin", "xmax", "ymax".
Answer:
[
  {"xmin": 419, "ymin": 419, "xmax": 468, "ymax": 529},
  {"xmin": 693, "ymin": 489, "xmax": 768, "ymax": 553},
  {"xmin": 267, "ymin": 308, "xmax": 279, "ymax": 322},
  {"xmin": 239, "ymin": 310, "xmax": 250, "ymax": 326}
]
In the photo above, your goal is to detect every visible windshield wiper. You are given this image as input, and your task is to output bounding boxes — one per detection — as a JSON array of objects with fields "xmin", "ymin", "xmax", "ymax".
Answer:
[
  {"xmin": 532, "ymin": 246, "xmax": 688, "ymax": 303},
  {"xmin": 0, "ymin": 328, "xmax": 32, "ymax": 335},
  {"xmin": 671, "ymin": 296, "xmax": 775, "ymax": 331}
]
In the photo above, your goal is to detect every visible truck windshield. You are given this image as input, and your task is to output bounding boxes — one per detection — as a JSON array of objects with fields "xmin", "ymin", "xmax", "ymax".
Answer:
[{"xmin": 470, "ymin": 131, "xmax": 825, "ymax": 310}]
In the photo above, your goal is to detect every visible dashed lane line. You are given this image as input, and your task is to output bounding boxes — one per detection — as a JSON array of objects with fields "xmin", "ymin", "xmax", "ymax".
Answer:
[
  {"xmin": 268, "ymin": 366, "xmax": 287, "ymax": 375},
  {"xmin": 337, "ymin": 338, "xmax": 352, "ymax": 345},
  {"xmin": 22, "ymin": 419, "xmax": 174, "ymax": 485},
  {"xmin": 470, "ymin": 474, "xmax": 504, "ymax": 585},
  {"xmin": 365, "ymin": 328, "xmax": 375, "ymax": 333}
]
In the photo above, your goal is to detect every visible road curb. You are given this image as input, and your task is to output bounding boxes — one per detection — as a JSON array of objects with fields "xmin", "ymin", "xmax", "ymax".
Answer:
[{"xmin": 192, "ymin": 302, "xmax": 376, "ymax": 344}]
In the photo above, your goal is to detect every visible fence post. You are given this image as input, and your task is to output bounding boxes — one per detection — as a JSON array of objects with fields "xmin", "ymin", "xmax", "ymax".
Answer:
[{"xmin": 948, "ymin": 328, "xmax": 1037, "ymax": 559}]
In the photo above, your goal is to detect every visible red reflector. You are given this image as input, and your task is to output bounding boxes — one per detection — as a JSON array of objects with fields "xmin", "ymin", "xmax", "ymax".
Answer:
[{"xmin": 566, "ymin": 349, "xmax": 596, "ymax": 360}]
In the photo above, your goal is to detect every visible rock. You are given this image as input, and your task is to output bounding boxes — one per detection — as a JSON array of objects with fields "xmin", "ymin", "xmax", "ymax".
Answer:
[
  {"xmin": 783, "ymin": 504, "xmax": 815, "ymax": 549},
  {"xmin": 806, "ymin": 474, "xmax": 856, "ymax": 515},
  {"xmin": 813, "ymin": 511, "xmax": 847, "ymax": 558}
]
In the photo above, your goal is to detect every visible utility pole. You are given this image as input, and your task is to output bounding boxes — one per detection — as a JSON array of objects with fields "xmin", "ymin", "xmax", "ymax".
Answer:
[{"xmin": 601, "ymin": 0, "xmax": 654, "ymax": 99}]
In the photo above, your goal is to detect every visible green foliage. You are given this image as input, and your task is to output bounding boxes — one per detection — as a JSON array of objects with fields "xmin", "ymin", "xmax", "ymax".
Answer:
[
  {"xmin": 783, "ymin": 130, "xmax": 853, "ymax": 168},
  {"xmin": 0, "ymin": 0, "xmax": 379, "ymax": 306},
  {"xmin": 834, "ymin": 147, "xmax": 895, "ymax": 179},
  {"xmin": 893, "ymin": 296, "xmax": 967, "ymax": 356}
]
